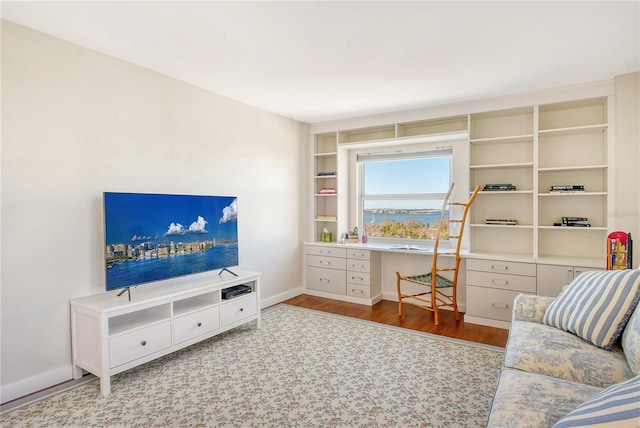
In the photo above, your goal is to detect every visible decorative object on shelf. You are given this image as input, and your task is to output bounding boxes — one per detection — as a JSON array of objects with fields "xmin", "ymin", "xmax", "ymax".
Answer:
[
  {"xmin": 553, "ymin": 217, "xmax": 591, "ymax": 227},
  {"xmin": 321, "ymin": 228, "xmax": 332, "ymax": 242},
  {"xmin": 485, "ymin": 219, "xmax": 517, "ymax": 225},
  {"xmin": 316, "ymin": 215, "xmax": 337, "ymax": 220},
  {"xmin": 550, "ymin": 185, "xmax": 585, "ymax": 193},
  {"xmin": 344, "ymin": 227, "xmax": 360, "ymax": 243},
  {"xmin": 317, "ymin": 171, "xmax": 336, "ymax": 176},
  {"xmin": 607, "ymin": 231, "xmax": 633, "ymax": 270},
  {"xmin": 483, "ymin": 183, "xmax": 516, "ymax": 191},
  {"xmin": 318, "ymin": 187, "xmax": 336, "ymax": 194}
]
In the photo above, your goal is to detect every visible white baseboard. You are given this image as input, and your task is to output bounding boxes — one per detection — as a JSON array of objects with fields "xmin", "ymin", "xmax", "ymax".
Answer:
[
  {"xmin": 260, "ymin": 286, "xmax": 304, "ymax": 309},
  {"xmin": 1, "ymin": 365, "xmax": 73, "ymax": 405}
]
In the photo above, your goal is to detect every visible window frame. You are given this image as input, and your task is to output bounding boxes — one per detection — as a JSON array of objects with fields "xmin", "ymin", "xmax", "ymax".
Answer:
[{"xmin": 347, "ymin": 138, "xmax": 470, "ymax": 248}]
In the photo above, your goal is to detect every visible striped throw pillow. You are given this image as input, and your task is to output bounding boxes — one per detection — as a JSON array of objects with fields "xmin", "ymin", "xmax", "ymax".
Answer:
[
  {"xmin": 543, "ymin": 270, "xmax": 640, "ymax": 350},
  {"xmin": 552, "ymin": 375, "xmax": 640, "ymax": 427}
]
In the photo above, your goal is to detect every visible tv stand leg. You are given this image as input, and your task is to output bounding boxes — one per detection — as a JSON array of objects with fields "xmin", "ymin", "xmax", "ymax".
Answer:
[
  {"xmin": 100, "ymin": 377, "xmax": 111, "ymax": 396},
  {"xmin": 219, "ymin": 267, "xmax": 238, "ymax": 277},
  {"xmin": 117, "ymin": 287, "xmax": 132, "ymax": 301}
]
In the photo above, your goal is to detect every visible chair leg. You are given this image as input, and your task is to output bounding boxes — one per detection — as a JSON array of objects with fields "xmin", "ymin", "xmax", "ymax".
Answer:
[
  {"xmin": 396, "ymin": 272, "xmax": 402, "ymax": 317},
  {"xmin": 432, "ymin": 284, "xmax": 439, "ymax": 326}
]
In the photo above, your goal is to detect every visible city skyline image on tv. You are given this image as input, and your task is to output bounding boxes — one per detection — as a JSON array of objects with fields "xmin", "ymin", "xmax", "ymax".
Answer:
[{"xmin": 104, "ymin": 192, "xmax": 239, "ymax": 291}]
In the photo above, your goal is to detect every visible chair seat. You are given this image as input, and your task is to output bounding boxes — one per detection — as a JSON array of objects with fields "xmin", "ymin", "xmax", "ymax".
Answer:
[{"xmin": 403, "ymin": 273, "xmax": 453, "ymax": 288}]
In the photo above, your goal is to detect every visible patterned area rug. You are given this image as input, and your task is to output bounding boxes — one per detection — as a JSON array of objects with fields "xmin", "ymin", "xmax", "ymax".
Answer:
[{"xmin": 1, "ymin": 305, "xmax": 504, "ymax": 427}]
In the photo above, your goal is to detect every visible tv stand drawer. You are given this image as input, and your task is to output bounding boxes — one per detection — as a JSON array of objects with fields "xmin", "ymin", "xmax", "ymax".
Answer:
[
  {"xmin": 173, "ymin": 306, "xmax": 220, "ymax": 345},
  {"xmin": 220, "ymin": 293, "xmax": 257, "ymax": 326},
  {"xmin": 109, "ymin": 321, "xmax": 171, "ymax": 368}
]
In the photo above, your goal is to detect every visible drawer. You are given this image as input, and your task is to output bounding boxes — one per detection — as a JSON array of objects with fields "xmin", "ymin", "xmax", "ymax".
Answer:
[
  {"xmin": 306, "ymin": 245, "xmax": 346, "ymax": 258},
  {"xmin": 220, "ymin": 293, "xmax": 257, "ymax": 327},
  {"xmin": 467, "ymin": 271, "xmax": 536, "ymax": 293},
  {"xmin": 466, "ymin": 286, "xmax": 529, "ymax": 322},
  {"xmin": 467, "ymin": 259, "xmax": 536, "ymax": 276},
  {"xmin": 306, "ymin": 266, "xmax": 346, "ymax": 295},
  {"xmin": 346, "ymin": 259, "xmax": 370, "ymax": 273},
  {"xmin": 109, "ymin": 321, "xmax": 171, "ymax": 368},
  {"xmin": 347, "ymin": 249, "xmax": 370, "ymax": 260},
  {"xmin": 173, "ymin": 306, "xmax": 220, "ymax": 345},
  {"xmin": 347, "ymin": 284, "xmax": 371, "ymax": 298},
  {"xmin": 306, "ymin": 254, "xmax": 347, "ymax": 270},
  {"xmin": 347, "ymin": 271, "xmax": 371, "ymax": 286}
]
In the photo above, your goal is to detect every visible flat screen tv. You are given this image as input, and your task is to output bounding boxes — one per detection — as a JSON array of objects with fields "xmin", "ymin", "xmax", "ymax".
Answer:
[{"xmin": 104, "ymin": 192, "xmax": 239, "ymax": 292}]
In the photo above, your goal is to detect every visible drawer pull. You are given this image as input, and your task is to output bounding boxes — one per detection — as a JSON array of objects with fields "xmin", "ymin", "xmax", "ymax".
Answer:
[
  {"xmin": 319, "ymin": 260, "xmax": 331, "ymax": 265},
  {"xmin": 351, "ymin": 276, "xmax": 364, "ymax": 281},
  {"xmin": 491, "ymin": 279, "xmax": 509, "ymax": 285},
  {"xmin": 319, "ymin": 278, "xmax": 331, "ymax": 283},
  {"xmin": 319, "ymin": 250, "xmax": 331, "ymax": 255},
  {"xmin": 351, "ymin": 288, "xmax": 364, "ymax": 294},
  {"xmin": 197, "ymin": 322, "xmax": 202, "ymax": 327},
  {"xmin": 240, "ymin": 308, "xmax": 244, "ymax": 312},
  {"xmin": 352, "ymin": 264, "xmax": 364, "ymax": 269},
  {"xmin": 352, "ymin": 252, "xmax": 364, "ymax": 257},
  {"xmin": 141, "ymin": 341, "xmax": 147, "ymax": 346},
  {"xmin": 491, "ymin": 264, "xmax": 509, "ymax": 271},
  {"xmin": 491, "ymin": 302, "xmax": 509, "ymax": 309}
]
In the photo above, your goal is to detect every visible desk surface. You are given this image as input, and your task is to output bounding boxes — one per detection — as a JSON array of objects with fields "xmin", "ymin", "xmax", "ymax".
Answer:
[{"xmin": 304, "ymin": 241, "xmax": 605, "ymax": 267}]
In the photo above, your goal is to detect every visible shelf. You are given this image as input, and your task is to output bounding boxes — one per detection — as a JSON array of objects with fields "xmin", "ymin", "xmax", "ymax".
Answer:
[
  {"xmin": 538, "ymin": 192, "xmax": 607, "ymax": 197},
  {"xmin": 478, "ymin": 190, "xmax": 534, "ymax": 195},
  {"xmin": 471, "ymin": 224, "xmax": 533, "ymax": 229},
  {"xmin": 109, "ymin": 305, "xmax": 171, "ymax": 336},
  {"xmin": 538, "ymin": 165, "xmax": 607, "ymax": 172},
  {"xmin": 173, "ymin": 293, "xmax": 219, "ymax": 317},
  {"xmin": 539, "ymin": 225, "xmax": 607, "ymax": 231},
  {"xmin": 314, "ymin": 151, "xmax": 337, "ymax": 157},
  {"xmin": 538, "ymin": 123, "xmax": 607, "ymax": 136},
  {"xmin": 471, "ymin": 162, "xmax": 533, "ymax": 169},
  {"xmin": 470, "ymin": 134, "xmax": 534, "ymax": 145}
]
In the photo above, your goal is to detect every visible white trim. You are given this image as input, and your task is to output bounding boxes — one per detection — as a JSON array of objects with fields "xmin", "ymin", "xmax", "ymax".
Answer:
[{"xmin": 1, "ymin": 365, "xmax": 74, "ymax": 405}]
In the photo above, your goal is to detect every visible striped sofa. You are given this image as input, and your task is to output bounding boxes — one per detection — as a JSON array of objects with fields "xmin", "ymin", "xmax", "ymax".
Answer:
[{"xmin": 486, "ymin": 269, "xmax": 640, "ymax": 428}]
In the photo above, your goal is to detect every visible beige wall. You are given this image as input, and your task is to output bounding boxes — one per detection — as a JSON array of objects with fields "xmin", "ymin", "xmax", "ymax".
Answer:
[
  {"xmin": 1, "ymin": 21, "xmax": 307, "ymax": 402},
  {"xmin": 614, "ymin": 72, "xmax": 640, "ymax": 268}
]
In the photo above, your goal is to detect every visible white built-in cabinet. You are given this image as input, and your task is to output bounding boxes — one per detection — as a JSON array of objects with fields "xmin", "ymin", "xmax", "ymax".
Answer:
[
  {"xmin": 469, "ymin": 97, "xmax": 609, "ymax": 261},
  {"xmin": 70, "ymin": 270, "xmax": 260, "ymax": 396},
  {"xmin": 536, "ymin": 264, "xmax": 604, "ymax": 298},
  {"xmin": 307, "ymin": 94, "xmax": 612, "ymax": 325}
]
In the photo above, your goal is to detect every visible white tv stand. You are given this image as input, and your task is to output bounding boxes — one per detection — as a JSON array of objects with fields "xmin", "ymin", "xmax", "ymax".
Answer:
[{"xmin": 70, "ymin": 270, "xmax": 260, "ymax": 396}]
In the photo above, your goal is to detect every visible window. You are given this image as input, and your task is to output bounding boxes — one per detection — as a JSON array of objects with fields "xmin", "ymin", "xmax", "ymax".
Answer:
[{"xmin": 358, "ymin": 149, "xmax": 452, "ymax": 242}]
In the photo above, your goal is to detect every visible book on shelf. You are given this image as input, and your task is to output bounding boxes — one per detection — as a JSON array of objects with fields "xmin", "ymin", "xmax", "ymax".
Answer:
[
  {"xmin": 554, "ymin": 217, "xmax": 591, "ymax": 227},
  {"xmin": 316, "ymin": 215, "xmax": 337, "ymax": 221},
  {"xmin": 318, "ymin": 188, "xmax": 336, "ymax": 194},
  {"xmin": 483, "ymin": 183, "xmax": 516, "ymax": 191},
  {"xmin": 317, "ymin": 172, "xmax": 336, "ymax": 176},
  {"xmin": 550, "ymin": 185, "xmax": 585, "ymax": 193},
  {"xmin": 485, "ymin": 219, "xmax": 517, "ymax": 225}
]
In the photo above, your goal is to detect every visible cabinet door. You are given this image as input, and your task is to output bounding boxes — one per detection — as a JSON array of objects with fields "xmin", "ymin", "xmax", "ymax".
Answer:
[{"xmin": 536, "ymin": 265, "xmax": 575, "ymax": 297}]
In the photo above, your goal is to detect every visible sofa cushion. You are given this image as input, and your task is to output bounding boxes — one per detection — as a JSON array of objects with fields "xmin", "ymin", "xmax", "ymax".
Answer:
[
  {"xmin": 504, "ymin": 321, "xmax": 635, "ymax": 388},
  {"xmin": 486, "ymin": 368, "xmax": 602, "ymax": 428},
  {"xmin": 621, "ymin": 303, "xmax": 640, "ymax": 374},
  {"xmin": 552, "ymin": 375, "xmax": 640, "ymax": 428},
  {"xmin": 542, "ymin": 270, "xmax": 640, "ymax": 350}
]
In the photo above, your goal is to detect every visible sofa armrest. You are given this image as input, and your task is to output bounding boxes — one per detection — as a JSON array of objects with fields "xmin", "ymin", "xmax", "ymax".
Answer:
[{"xmin": 512, "ymin": 294, "xmax": 555, "ymax": 323}]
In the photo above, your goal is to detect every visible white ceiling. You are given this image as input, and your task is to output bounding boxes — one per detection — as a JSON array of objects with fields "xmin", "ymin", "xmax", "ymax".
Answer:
[{"xmin": 2, "ymin": 1, "xmax": 639, "ymax": 123}]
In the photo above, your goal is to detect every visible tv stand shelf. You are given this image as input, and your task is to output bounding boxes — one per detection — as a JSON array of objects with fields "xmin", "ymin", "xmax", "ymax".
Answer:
[{"xmin": 70, "ymin": 270, "xmax": 260, "ymax": 396}]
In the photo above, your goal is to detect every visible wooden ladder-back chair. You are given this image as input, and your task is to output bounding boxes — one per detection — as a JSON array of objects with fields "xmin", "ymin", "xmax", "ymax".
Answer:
[{"xmin": 396, "ymin": 183, "xmax": 481, "ymax": 326}]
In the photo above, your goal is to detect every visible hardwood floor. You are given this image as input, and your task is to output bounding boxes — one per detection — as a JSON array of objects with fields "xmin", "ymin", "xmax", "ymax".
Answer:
[{"xmin": 281, "ymin": 294, "xmax": 509, "ymax": 348}]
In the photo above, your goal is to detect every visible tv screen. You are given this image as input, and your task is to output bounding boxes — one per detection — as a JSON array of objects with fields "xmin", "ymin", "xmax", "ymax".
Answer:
[{"xmin": 104, "ymin": 192, "xmax": 239, "ymax": 291}]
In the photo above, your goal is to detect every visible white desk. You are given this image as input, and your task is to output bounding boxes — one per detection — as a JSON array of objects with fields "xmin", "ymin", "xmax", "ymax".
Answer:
[{"xmin": 303, "ymin": 242, "xmax": 604, "ymax": 328}]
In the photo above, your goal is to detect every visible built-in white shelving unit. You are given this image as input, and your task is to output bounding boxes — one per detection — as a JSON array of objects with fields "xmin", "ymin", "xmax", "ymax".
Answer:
[{"xmin": 306, "ymin": 92, "xmax": 613, "ymax": 325}]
